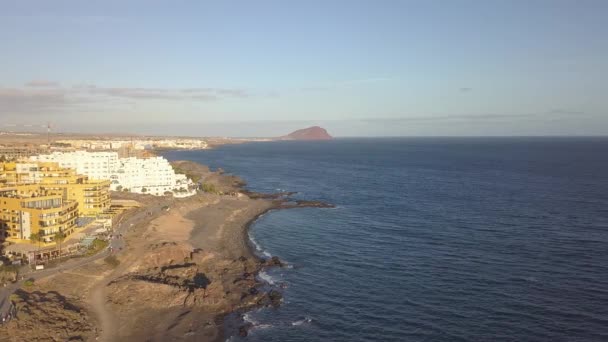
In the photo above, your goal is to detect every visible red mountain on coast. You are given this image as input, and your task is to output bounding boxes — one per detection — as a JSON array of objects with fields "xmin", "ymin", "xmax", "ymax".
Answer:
[{"xmin": 280, "ymin": 126, "xmax": 333, "ymax": 140}]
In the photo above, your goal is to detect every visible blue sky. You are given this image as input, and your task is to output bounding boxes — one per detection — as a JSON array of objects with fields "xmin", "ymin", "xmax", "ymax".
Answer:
[{"xmin": 1, "ymin": 0, "xmax": 607, "ymax": 136}]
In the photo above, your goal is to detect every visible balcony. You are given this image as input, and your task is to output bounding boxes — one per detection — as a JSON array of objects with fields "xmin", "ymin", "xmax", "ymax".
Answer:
[
  {"xmin": 38, "ymin": 221, "xmax": 77, "ymax": 235},
  {"xmin": 84, "ymin": 193, "xmax": 107, "ymax": 198},
  {"xmin": 39, "ymin": 218, "xmax": 75, "ymax": 227}
]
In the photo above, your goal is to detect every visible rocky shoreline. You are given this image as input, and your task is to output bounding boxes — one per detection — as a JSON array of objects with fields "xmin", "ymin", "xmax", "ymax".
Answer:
[
  {"xmin": 0, "ymin": 159, "xmax": 332, "ymax": 341},
  {"xmin": 228, "ymin": 193, "xmax": 334, "ymax": 338},
  {"xmin": 106, "ymin": 162, "xmax": 334, "ymax": 341},
  {"xmin": 0, "ymin": 160, "xmax": 331, "ymax": 342}
]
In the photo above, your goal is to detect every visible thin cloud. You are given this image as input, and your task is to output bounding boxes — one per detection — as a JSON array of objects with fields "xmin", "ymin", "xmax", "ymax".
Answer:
[
  {"xmin": 86, "ymin": 86, "xmax": 247, "ymax": 101},
  {"xmin": 181, "ymin": 88, "xmax": 249, "ymax": 98},
  {"xmin": 181, "ymin": 88, "xmax": 217, "ymax": 93},
  {"xmin": 357, "ymin": 111, "xmax": 588, "ymax": 124},
  {"xmin": 300, "ymin": 77, "xmax": 392, "ymax": 92},
  {"xmin": 88, "ymin": 87, "xmax": 178, "ymax": 100},
  {"xmin": 215, "ymin": 89, "xmax": 249, "ymax": 97},
  {"xmin": 358, "ymin": 114, "xmax": 535, "ymax": 124},
  {"xmin": 2, "ymin": 14, "xmax": 127, "ymax": 25},
  {"xmin": 0, "ymin": 82, "xmax": 251, "ymax": 114},
  {"xmin": 0, "ymin": 87, "xmax": 67, "ymax": 112},
  {"xmin": 25, "ymin": 80, "xmax": 60, "ymax": 87},
  {"xmin": 188, "ymin": 94, "xmax": 218, "ymax": 101},
  {"xmin": 335, "ymin": 77, "xmax": 393, "ymax": 86},
  {"xmin": 547, "ymin": 109, "xmax": 585, "ymax": 115}
]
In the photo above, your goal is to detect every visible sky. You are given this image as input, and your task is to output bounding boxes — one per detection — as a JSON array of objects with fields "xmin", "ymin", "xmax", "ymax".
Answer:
[{"xmin": 0, "ymin": 0, "xmax": 607, "ymax": 137}]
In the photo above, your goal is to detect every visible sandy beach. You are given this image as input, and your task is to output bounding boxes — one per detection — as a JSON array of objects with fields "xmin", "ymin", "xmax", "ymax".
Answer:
[{"xmin": 0, "ymin": 160, "xmax": 330, "ymax": 342}]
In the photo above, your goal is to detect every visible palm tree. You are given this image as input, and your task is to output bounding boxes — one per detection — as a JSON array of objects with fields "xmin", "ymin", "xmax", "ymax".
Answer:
[
  {"xmin": 29, "ymin": 232, "xmax": 41, "ymax": 265},
  {"xmin": 54, "ymin": 230, "xmax": 67, "ymax": 261}
]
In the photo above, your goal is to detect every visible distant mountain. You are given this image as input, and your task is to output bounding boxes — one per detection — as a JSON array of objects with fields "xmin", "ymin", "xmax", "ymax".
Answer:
[{"xmin": 280, "ymin": 126, "xmax": 333, "ymax": 141}]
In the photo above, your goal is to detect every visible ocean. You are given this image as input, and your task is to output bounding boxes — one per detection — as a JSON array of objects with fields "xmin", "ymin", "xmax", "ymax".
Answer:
[{"xmin": 164, "ymin": 137, "xmax": 608, "ymax": 342}]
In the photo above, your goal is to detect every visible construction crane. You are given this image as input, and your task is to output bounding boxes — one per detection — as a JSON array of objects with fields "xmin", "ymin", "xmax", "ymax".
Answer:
[{"xmin": 47, "ymin": 122, "xmax": 52, "ymax": 148}]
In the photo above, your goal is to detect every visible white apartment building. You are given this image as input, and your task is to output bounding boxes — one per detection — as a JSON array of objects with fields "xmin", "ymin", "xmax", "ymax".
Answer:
[
  {"xmin": 30, "ymin": 151, "xmax": 119, "ymax": 181},
  {"xmin": 31, "ymin": 152, "xmax": 196, "ymax": 197},
  {"xmin": 112, "ymin": 156, "xmax": 188, "ymax": 196},
  {"xmin": 55, "ymin": 139, "xmax": 208, "ymax": 151}
]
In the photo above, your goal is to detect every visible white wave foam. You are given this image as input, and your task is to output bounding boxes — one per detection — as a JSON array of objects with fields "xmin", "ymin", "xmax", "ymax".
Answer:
[
  {"xmin": 242, "ymin": 312, "xmax": 274, "ymax": 332},
  {"xmin": 248, "ymin": 232, "xmax": 263, "ymax": 251},
  {"xmin": 243, "ymin": 312, "xmax": 257, "ymax": 325},
  {"xmin": 258, "ymin": 270, "xmax": 276, "ymax": 285},
  {"xmin": 249, "ymin": 231, "xmax": 272, "ymax": 257},
  {"xmin": 291, "ymin": 317, "xmax": 313, "ymax": 326}
]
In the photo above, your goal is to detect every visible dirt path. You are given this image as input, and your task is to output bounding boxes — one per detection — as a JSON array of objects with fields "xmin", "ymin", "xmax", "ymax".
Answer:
[{"xmin": 90, "ymin": 281, "xmax": 115, "ymax": 342}]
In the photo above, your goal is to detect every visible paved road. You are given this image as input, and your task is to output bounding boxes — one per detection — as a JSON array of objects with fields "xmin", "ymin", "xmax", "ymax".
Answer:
[{"xmin": 0, "ymin": 203, "xmax": 167, "ymax": 323}]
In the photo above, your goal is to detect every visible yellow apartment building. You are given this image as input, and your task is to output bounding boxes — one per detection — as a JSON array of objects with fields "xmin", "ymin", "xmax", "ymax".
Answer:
[
  {"xmin": 0, "ymin": 162, "xmax": 110, "ymax": 217},
  {"xmin": 0, "ymin": 186, "xmax": 78, "ymax": 243}
]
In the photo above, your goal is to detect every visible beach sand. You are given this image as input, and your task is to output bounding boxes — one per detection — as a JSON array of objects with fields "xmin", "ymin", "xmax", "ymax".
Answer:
[{"xmin": 99, "ymin": 192, "xmax": 278, "ymax": 342}]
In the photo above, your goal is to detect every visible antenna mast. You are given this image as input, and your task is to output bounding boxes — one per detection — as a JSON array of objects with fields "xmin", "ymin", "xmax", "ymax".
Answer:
[{"xmin": 47, "ymin": 122, "xmax": 51, "ymax": 151}]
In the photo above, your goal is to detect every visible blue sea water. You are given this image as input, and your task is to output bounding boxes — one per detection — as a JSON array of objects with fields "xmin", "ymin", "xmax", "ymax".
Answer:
[{"xmin": 164, "ymin": 138, "xmax": 608, "ymax": 342}]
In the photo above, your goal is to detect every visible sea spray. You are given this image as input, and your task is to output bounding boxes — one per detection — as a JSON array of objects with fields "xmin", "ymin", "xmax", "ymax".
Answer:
[
  {"xmin": 258, "ymin": 270, "xmax": 276, "ymax": 285},
  {"xmin": 291, "ymin": 317, "xmax": 313, "ymax": 326},
  {"xmin": 248, "ymin": 231, "xmax": 272, "ymax": 258}
]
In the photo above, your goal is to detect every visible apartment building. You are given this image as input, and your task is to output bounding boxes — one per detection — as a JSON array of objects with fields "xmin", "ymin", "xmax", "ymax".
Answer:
[
  {"xmin": 0, "ymin": 185, "xmax": 78, "ymax": 243},
  {"xmin": 30, "ymin": 151, "xmax": 119, "ymax": 180},
  {"xmin": 0, "ymin": 162, "xmax": 111, "ymax": 217},
  {"xmin": 33, "ymin": 151, "xmax": 196, "ymax": 197},
  {"xmin": 55, "ymin": 139, "xmax": 208, "ymax": 151},
  {"xmin": 0, "ymin": 146, "xmax": 44, "ymax": 160}
]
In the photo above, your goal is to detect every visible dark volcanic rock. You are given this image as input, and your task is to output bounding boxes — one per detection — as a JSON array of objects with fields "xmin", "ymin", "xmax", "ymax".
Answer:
[
  {"xmin": 239, "ymin": 324, "xmax": 252, "ymax": 337},
  {"xmin": 241, "ymin": 190, "xmax": 297, "ymax": 200},
  {"xmin": 256, "ymin": 289, "xmax": 283, "ymax": 307},
  {"xmin": 0, "ymin": 290, "xmax": 95, "ymax": 341},
  {"xmin": 267, "ymin": 256, "xmax": 285, "ymax": 267},
  {"xmin": 278, "ymin": 200, "xmax": 335, "ymax": 209},
  {"xmin": 268, "ymin": 290, "xmax": 283, "ymax": 307}
]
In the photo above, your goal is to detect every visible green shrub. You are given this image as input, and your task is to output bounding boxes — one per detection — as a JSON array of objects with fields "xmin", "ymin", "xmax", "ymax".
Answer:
[
  {"xmin": 85, "ymin": 239, "xmax": 109, "ymax": 256},
  {"xmin": 202, "ymin": 183, "xmax": 218, "ymax": 194},
  {"xmin": 173, "ymin": 166, "xmax": 201, "ymax": 183}
]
